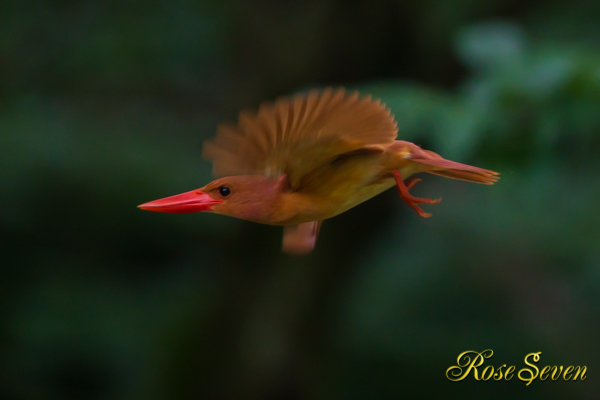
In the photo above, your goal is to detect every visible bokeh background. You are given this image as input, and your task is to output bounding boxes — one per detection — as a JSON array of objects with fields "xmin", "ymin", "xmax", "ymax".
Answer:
[{"xmin": 2, "ymin": 0, "xmax": 600, "ymax": 399}]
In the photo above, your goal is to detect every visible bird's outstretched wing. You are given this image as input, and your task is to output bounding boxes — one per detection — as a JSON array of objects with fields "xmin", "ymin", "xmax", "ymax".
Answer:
[
  {"xmin": 202, "ymin": 88, "xmax": 398, "ymax": 190},
  {"xmin": 282, "ymin": 221, "xmax": 323, "ymax": 255}
]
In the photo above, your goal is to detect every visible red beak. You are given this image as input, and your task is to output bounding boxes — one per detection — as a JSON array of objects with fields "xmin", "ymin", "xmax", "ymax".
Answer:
[{"xmin": 138, "ymin": 189, "xmax": 222, "ymax": 214}]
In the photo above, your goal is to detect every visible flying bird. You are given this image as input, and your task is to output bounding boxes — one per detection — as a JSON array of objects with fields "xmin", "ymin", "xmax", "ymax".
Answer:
[{"xmin": 139, "ymin": 88, "xmax": 499, "ymax": 254}]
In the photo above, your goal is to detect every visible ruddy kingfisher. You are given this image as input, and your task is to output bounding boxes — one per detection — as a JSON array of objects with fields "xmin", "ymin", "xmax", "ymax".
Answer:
[{"xmin": 139, "ymin": 88, "xmax": 499, "ymax": 254}]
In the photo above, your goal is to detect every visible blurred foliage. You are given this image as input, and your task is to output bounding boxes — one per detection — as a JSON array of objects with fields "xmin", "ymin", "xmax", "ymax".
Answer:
[{"xmin": 1, "ymin": 1, "xmax": 599, "ymax": 400}]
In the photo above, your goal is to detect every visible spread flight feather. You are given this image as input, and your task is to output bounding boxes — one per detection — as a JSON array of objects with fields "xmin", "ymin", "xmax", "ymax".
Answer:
[{"xmin": 202, "ymin": 88, "xmax": 398, "ymax": 190}]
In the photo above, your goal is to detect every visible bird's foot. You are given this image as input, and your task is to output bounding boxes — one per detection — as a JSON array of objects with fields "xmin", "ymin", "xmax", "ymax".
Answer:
[{"xmin": 393, "ymin": 169, "xmax": 441, "ymax": 218}]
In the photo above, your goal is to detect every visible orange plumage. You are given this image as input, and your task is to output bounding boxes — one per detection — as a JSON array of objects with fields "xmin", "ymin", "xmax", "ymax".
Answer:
[{"xmin": 139, "ymin": 88, "xmax": 499, "ymax": 254}]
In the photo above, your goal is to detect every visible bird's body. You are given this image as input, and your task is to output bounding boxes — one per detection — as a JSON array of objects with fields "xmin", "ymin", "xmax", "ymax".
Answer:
[
  {"xmin": 251, "ymin": 143, "xmax": 413, "ymax": 225},
  {"xmin": 139, "ymin": 88, "xmax": 499, "ymax": 254}
]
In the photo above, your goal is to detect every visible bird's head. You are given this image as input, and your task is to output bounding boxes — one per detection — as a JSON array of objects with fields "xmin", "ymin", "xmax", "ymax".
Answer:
[{"xmin": 138, "ymin": 175, "xmax": 288, "ymax": 223}]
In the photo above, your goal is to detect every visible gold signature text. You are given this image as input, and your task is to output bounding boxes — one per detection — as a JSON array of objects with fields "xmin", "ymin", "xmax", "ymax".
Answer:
[{"xmin": 446, "ymin": 350, "xmax": 587, "ymax": 385}]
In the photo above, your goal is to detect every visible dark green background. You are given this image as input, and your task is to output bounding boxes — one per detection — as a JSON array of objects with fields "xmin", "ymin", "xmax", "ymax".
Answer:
[{"xmin": 2, "ymin": 0, "xmax": 599, "ymax": 399}]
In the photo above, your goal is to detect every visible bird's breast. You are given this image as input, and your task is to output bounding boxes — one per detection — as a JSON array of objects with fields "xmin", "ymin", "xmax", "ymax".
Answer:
[
  {"xmin": 264, "ymin": 150, "xmax": 412, "ymax": 225},
  {"xmin": 269, "ymin": 176, "xmax": 396, "ymax": 225}
]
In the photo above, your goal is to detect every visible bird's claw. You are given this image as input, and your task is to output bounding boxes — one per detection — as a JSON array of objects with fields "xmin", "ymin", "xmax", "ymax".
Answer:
[{"xmin": 393, "ymin": 170, "xmax": 441, "ymax": 218}]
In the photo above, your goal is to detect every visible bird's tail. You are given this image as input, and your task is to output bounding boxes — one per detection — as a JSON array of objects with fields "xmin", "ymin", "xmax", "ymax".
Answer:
[
  {"xmin": 388, "ymin": 142, "xmax": 499, "ymax": 218},
  {"xmin": 409, "ymin": 148, "xmax": 500, "ymax": 185}
]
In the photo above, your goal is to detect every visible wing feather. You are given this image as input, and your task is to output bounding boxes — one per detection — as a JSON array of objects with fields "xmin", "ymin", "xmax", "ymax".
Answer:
[{"xmin": 202, "ymin": 87, "xmax": 398, "ymax": 190}]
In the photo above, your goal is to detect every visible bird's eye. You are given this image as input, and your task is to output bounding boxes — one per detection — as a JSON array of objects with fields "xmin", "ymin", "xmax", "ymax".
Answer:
[{"xmin": 218, "ymin": 186, "xmax": 231, "ymax": 197}]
